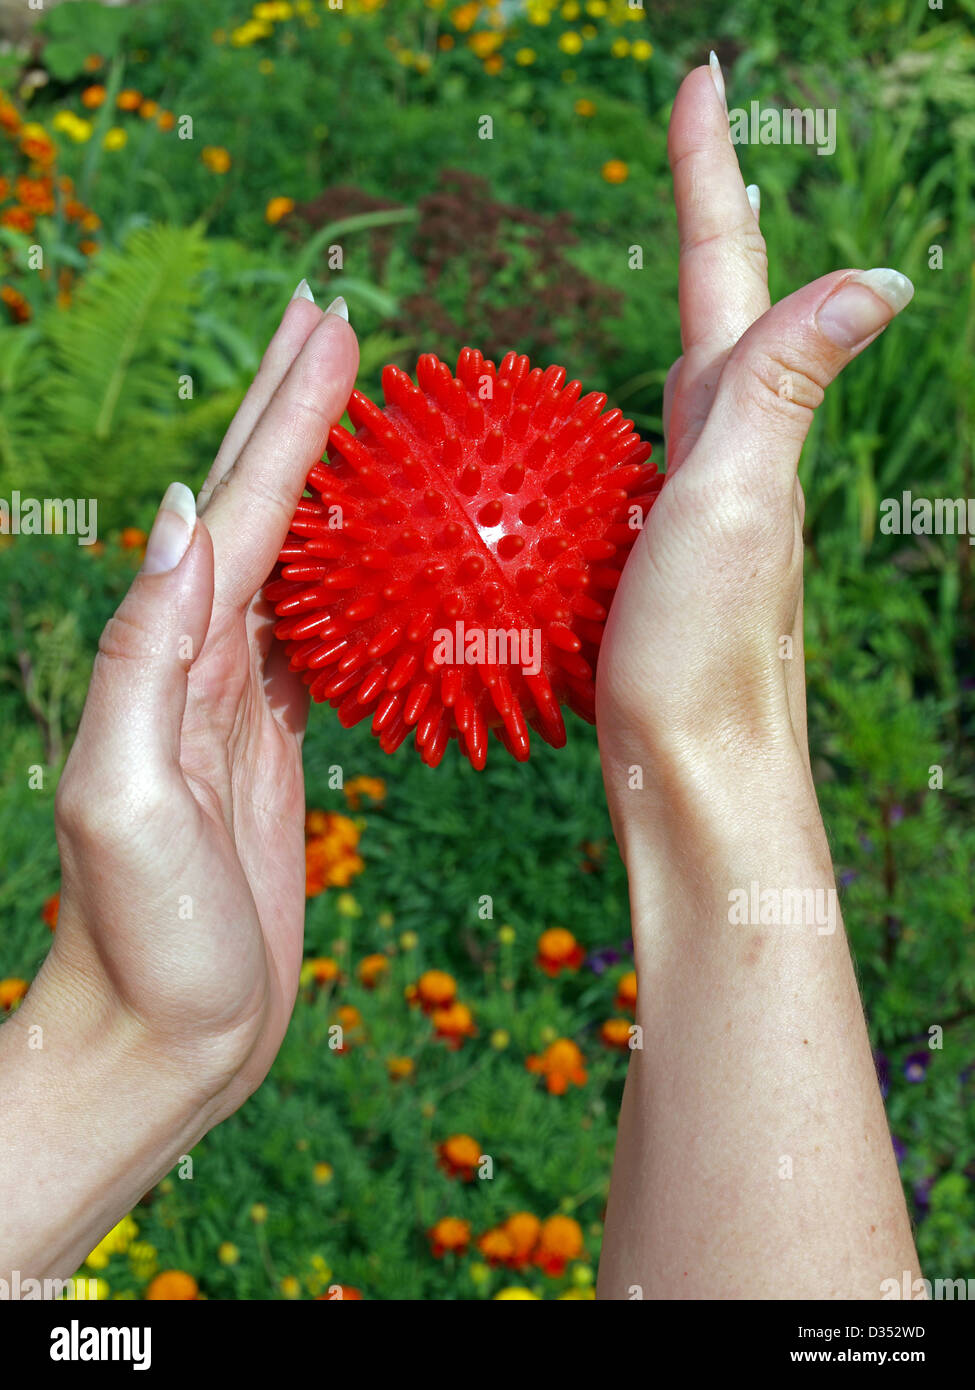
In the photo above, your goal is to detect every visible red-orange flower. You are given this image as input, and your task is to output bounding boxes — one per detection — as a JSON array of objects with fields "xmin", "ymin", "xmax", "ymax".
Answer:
[
  {"xmin": 615, "ymin": 970, "xmax": 637, "ymax": 1013},
  {"xmin": 503, "ymin": 1211, "xmax": 542, "ymax": 1267},
  {"xmin": 116, "ymin": 89, "xmax": 143, "ymax": 111},
  {"xmin": 477, "ymin": 1227, "xmax": 515, "ymax": 1264},
  {"xmin": 146, "ymin": 1270, "xmax": 198, "ymax": 1300},
  {"xmin": 343, "ymin": 775, "xmax": 386, "ymax": 810},
  {"xmin": 431, "ymin": 1000, "xmax": 476, "ymax": 1049},
  {"xmin": 387, "ymin": 1055, "xmax": 414, "ymax": 1081},
  {"xmin": 305, "ymin": 811, "xmax": 364, "ymax": 895},
  {"xmin": 357, "ymin": 953, "xmax": 389, "ymax": 988},
  {"xmin": 536, "ymin": 927, "xmax": 584, "ymax": 977},
  {"xmin": 16, "ymin": 176, "xmax": 54, "ymax": 215},
  {"xmin": 410, "ymin": 968, "xmax": 457, "ymax": 1013},
  {"xmin": 526, "ymin": 1038, "xmax": 587, "ymax": 1095},
  {"xmin": 428, "ymin": 1216, "xmax": 470, "ymax": 1257},
  {"xmin": 0, "ymin": 98, "xmax": 21, "ymax": 134},
  {"xmin": 600, "ymin": 1018, "xmax": 633, "ymax": 1050},
  {"xmin": 437, "ymin": 1133, "xmax": 482, "ymax": 1182},
  {"xmin": 316, "ymin": 1285, "xmax": 363, "ymax": 1300},
  {"xmin": 307, "ymin": 956, "xmax": 340, "ymax": 985},
  {"xmin": 41, "ymin": 892, "xmax": 59, "ymax": 931},
  {"xmin": 120, "ymin": 526, "xmax": 148, "ymax": 552},
  {"xmin": 81, "ymin": 85, "xmax": 107, "ymax": 109},
  {"xmin": 0, "ymin": 979, "xmax": 28, "ymax": 1011},
  {"xmin": 1, "ymin": 207, "xmax": 35, "ymax": 233},
  {"xmin": 535, "ymin": 1215, "xmax": 583, "ymax": 1276},
  {"xmin": 1, "ymin": 285, "xmax": 31, "ymax": 323}
]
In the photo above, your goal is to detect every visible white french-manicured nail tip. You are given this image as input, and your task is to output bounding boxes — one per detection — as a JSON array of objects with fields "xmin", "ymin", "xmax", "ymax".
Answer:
[
  {"xmin": 291, "ymin": 278, "xmax": 315, "ymax": 303},
  {"xmin": 709, "ymin": 50, "xmax": 727, "ymax": 115},
  {"xmin": 745, "ymin": 184, "xmax": 761, "ymax": 218},
  {"xmin": 160, "ymin": 481, "xmax": 197, "ymax": 529},
  {"xmin": 850, "ymin": 268, "xmax": 915, "ymax": 313},
  {"xmin": 324, "ymin": 295, "xmax": 349, "ymax": 321}
]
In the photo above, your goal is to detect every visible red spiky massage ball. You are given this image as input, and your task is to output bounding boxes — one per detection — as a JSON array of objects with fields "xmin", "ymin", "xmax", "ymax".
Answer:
[{"xmin": 265, "ymin": 348, "xmax": 663, "ymax": 769}]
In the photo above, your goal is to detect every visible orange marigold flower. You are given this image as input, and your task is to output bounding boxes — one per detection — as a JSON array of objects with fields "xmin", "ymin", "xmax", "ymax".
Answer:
[
  {"xmin": 601, "ymin": 158, "xmax": 629, "ymax": 185},
  {"xmin": 428, "ymin": 1216, "xmax": 470, "ymax": 1256},
  {"xmin": 1, "ymin": 285, "xmax": 31, "ymax": 323},
  {"xmin": 437, "ymin": 1133, "xmax": 482, "ymax": 1182},
  {"xmin": 387, "ymin": 1055, "xmax": 414, "ymax": 1081},
  {"xmin": 574, "ymin": 98, "xmax": 596, "ymax": 116},
  {"xmin": 138, "ymin": 99, "xmax": 159, "ymax": 119},
  {"xmin": 413, "ymin": 968, "xmax": 457, "ymax": 1012},
  {"xmin": 615, "ymin": 969, "xmax": 637, "ymax": 1012},
  {"xmin": 120, "ymin": 526, "xmax": 148, "ymax": 551},
  {"xmin": 307, "ymin": 956, "xmax": 340, "ymax": 984},
  {"xmin": 315, "ymin": 1285, "xmax": 363, "ymax": 1300},
  {"xmin": 1, "ymin": 207, "xmax": 35, "ymax": 233},
  {"xmin": 84, "ymin": 54, "xmax": 104, "ymax": 73},
  {"xmin": 0, "ymin": 176, "xmax": 8, "ymax": 200},
  {"xmin": 78, "ymin": 239, "xmax": 99, "ymax": 257},
  {"xmin": 431, "ymin": 1000, "xmax": 476, "ymax": 1049},
  {"xmin": 201, "ymin": 145, "xmax": 232, "ymax": 174},
  {"xmin": 600, "ymin": 1017, "xmax": 633, "ymax": 1050},
  {"xmin": 477, "ymin": 1226, "xmax": 515, "ymax": 1264},
  {"xmin": 504, "ymin": 1211, "xmax": 542, "ymax": 1266},
  {"xmin": 343, "ymin": 775, "xmax": 386, "ymax": 810},
  {"xmin": 15, "ymin": 176, "xmax": 54, "ymax": 214},
  {"xmin": 157, "ymin": 111, "xmax": 176, "ymax": 131},
  {"xmin": 41, "ymin": 892, "xmax": 59, "ymax": 931},
  {"xmin": 526, "ymin": 1038, "xmax": 587, "ymax": 1095},
  {"xmin": 483, "ymin": 55, "xmax": 503, "ymax": 75},
  {"xmin": 20, "ymin": 124, "xmax": 56, "ymax": 164},
  {"xmin": 116, "ymin": 89, "xmax": 142, "ymax": 111},
  {"xmin": 336, "ymin": 1004, "xmax": 361, "ymax": 1030},
  {"xmin": 265, "ymin": 195, "xmax": 295, "ymax": 225},
  {"xmin": 357, "ymin": 953, "xmax": 389, "ymax": 988},
  {"xmin": 145, "ymin": 1270, "xmax": 198, "ymax": 1300},
  {"xmin": 0, "ymin": 98, "xmax": 21, "ymax": 134},
  {"xmin": 535, "ymin": 1215, "xmax": 584, "ymax": 1276},
  {"xmin": 305, "ymin": 812, "xmax": 364, "ymax": 895},
  {"xmin": 81, "ymin": 85, "xmax": 107, "ymax": 110},
  {"xmin": 536, "ymin": 927, "xmax": 584, "ymax": 977},
  {"xmin": 0, "ymin": 978, "xmax": 28, "ymax": 1011}
]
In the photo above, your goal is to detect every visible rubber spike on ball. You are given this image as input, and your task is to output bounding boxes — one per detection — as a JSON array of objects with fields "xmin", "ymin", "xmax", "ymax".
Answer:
[{"xmin": 265, "ymin": 348, "xmax": 664, "ymax": 769}]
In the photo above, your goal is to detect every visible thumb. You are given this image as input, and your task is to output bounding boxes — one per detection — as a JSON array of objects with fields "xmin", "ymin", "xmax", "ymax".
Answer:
[
  {"xmin": 689, "ymin": 267, "xmax": 914, "ymax": 498},
  {"xmin": 78, "ymin": 482, "xmax": 214, "ymax": 786}
]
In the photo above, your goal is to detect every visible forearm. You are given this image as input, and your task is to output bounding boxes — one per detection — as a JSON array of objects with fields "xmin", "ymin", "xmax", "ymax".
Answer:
[
  {"xmin": 598, "ymin": 746, "xmax": 920, "ymax": 1300},
  {"xmin": 0, "ymin": 953, "xmax": 219, "ymax": 1283}
]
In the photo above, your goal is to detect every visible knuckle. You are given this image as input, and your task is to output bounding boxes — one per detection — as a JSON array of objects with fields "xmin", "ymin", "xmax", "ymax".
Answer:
[{"xmin": 739, "ymin": 350, "xmax": 825, "ymax": 419}]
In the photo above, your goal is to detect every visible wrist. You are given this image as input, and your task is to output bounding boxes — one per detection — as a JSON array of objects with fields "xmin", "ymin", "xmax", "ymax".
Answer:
[{"xmin": 0, "ymin": 951, "xmax": 219, "ymax": 1281}]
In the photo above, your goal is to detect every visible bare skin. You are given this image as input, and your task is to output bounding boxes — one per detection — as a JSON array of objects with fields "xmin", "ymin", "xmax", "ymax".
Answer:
[
  {"xmin": 0, "ymin": 60, "xmax": 919, "ymax": 1299},
  {"xmin": 595, "ymin": 61, "xmax": 920, "ymax": 1298}
]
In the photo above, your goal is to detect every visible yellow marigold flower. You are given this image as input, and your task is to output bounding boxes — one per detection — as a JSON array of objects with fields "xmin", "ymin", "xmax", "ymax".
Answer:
[
  {"xmin": 313, "ymin": 1161, "xmax": 334, "ymax": 1184},
  {"xmin": 632, "ymin": 39, "xmax": 653, "ymax": 60},
  {"xmin": 266, "ymin": 195, "xmax": 295, "ymax": 224},
  {"xmin": 562, "ymin": 0, "xmax": 580, "ymax": 17},
  {"xmin": 336, "ymin": 893, "xmax": 361, "ymax": 918},
  {"xmin": 116, "ymin": 89, "xmax": 142, "ymax": 111},
  {"xmin": 601, "ymin": 157, "xmax": 629, "ymax": 183},
  {"xmin": 280, "ymin": 1275, "xmax": 301, "ymax": 1298},
  {"xmin": 259, "ymin": 58, "xmax": 275, "ymax": 75},
  {"xmin": 399, "ymin": 930, "xmax": 418, "ymax": 950},
  {"xmin": 128, "ymin": 1241, "xmax": 158, "ymax": 1279},
  {"xmin": 68, "ymin": 1276, "xmax": 110, "ymax": 1299},
  {"xmin": 490, "ymin": 1028, "xmax": 510, "ymax": 1050},
  {"xmin": 558, "ymin": 30, "xmax": 583, "ymax": 54},
  {"xmin": 611, "ymin": 37, "xmax": 630, "ymax": 57},
  {"xmin": 146, "ymin": 1270, "xmax": 198, "ymax": 1300},
  {"xmin": 201, "ymin": 145, "xmax": 232, "ymax": 173},
  {"xmin": 515, "ymin": 47, "xmax": 536, "ymax": 64},
  {"xmin": 250, "ymin": 1203, "xmax": 268, "ymax": 1224},
  {"xmin": 378, "ymin": 910, "xmax": 394, "ymax": 929},
  {"xmin": 102, "ymin": 127, "xmax": 127, "ymax": 151},
  {"xmin": 495, "ymin": 1286, "xmax": 540, "ymax": 1299},
  {"xmin": 0, "ymin": 979, "xmax": 28, "ymax": 1011},
  {"xmin": 559, "ymin": 1287, "xmax": 595, "ymax": 1298},
  {"xmin": 585, "ymin": 0, "xmax": 607, "ymax": 14},
  {"xmin": 218, "ymin": 1242, "xmax": 240, "ymax": 1265},
  {"xmin": 498, "ymin": 923, "xmax": 516, "ymax": 944}
]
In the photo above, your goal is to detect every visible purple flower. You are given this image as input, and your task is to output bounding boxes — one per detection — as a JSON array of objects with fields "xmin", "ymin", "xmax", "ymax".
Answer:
[
  {"xmin": 585, "ymin": 947, "xmax": 619, "ymax": 976},
  {"xmin": 839, "ymin": 869, "xmax": 858, "ymax": 887},
  {"xmin": 887, "ymin": 804, "xmax": 905, "ymax": 826},
  {"xmin": 913, "ymin": 1178, "xmax": 933, "ymax": 1217},
  {"xmin": 858, "ymin": 833, "xmax": 875, "ymax": 854},
  {"xmin": 892, "ymin": 1134, "xmax": 906, "ymax": 1165},
  {"xmin": 904, "ymin": 1050, "xmax": 930, "ymax": 1083},
  {"xmin": 874, "ymin": 1050, "xmax": 891, "ymax": 1099}
]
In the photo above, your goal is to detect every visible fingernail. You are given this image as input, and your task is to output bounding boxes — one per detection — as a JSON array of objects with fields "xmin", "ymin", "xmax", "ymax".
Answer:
[
  {"xmin": 291, "ymin": 278, "xmax": 315, "ymax": 303},
  {"xmin": 745, "ymin": 183, "xmax": 761, "ymax": 219},
  {"xmin": 816, "ymin": 268, "xmax": 915, "ymax": 349},
  {"xmin": 324, "ymin": 295, "xmax": 349, "ymax": 322},
  {"xmin": 142, "ymin": 482, "xmax": 197, "ymax": 576},
  {"xmin": 709, "ymin": 50, "xmax": 728, "ymax": 117}
]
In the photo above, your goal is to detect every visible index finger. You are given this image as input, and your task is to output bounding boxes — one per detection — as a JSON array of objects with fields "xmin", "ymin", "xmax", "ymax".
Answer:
[{"xmin": 202, "ymin": 307, "xmax": 359, "ymax": 612}]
